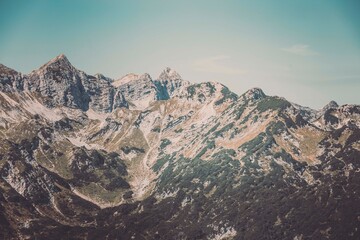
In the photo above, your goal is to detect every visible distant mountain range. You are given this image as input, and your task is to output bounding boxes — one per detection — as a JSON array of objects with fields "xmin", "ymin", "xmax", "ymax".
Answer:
[{"xmin": 0, "ymin": 55, "xmax": 359, "ymax": 239}]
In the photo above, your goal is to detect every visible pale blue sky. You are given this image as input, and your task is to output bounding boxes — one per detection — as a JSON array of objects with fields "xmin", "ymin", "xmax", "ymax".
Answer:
[{"xmin": 1, "ymin": 0, "xmax": 359, "ymax": 108}]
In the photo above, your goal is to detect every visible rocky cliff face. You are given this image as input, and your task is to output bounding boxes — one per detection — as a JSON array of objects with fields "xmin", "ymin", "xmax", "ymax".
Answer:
[
  {"xmin": 24, "ymin": 54, "xmax": 90, "ymax": 110},
  {"xmin": 0, "ymin": 55, "xmax": 359, "ymax": 239},
  {"xmin": 0, "ymin": 64, "xmax": 24, "ymax": 92}
]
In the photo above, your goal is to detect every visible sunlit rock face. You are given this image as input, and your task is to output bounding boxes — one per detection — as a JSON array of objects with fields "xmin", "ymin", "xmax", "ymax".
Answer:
[{"xmin": 0, "ymin": 55, "xmax": 359, "ymax": 239}]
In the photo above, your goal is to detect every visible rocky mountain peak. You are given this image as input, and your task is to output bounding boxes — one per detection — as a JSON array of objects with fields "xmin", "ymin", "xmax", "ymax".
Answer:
[
  {"xmin": 322, "ymin": 100, "xmax": 339, "ymax": 111},
  {"xmin": 23, "ymin": 54, "xmax": 91, "ymax": 110},
  {"xmin": 41, "ymin": 54, "xmax": 72, "ymax": 69},
  {"xmin": 94, "ymin": 73, "xmax": 104, "ymax": 78},
  {"xmin": 1, "ymin": 57, "xmax": 360, "ymax": 239},
  {"xmin": 113, "ymin": 73, "xmax": 139, "ymax": 88},
  {"xmin": 56, "ymin": 53, "xmax": 67, "ymax": 60},
  {"xmin": 94, "ymin": 73, "xmax": 112, "ymax": 82},
  {"xmin": 0, "ymin": 63, "xmax": 18, "ymax": 76},
  {"xmin": 30, "ymin": 54, "xmax": 77, "ymax": 79},
  {"xmin": 243, "ymin": 87, "xmax": 266, "ymax": 101},
  {"xmin": 139, "ymin": 73, "xmax": 153, "ymax": 82},
  {"xmin": 158, "ymin": 67, "xmax": 182, "ymax": 81},
  {"xmin": 155, "ymin": 67, "xmax": 189, "ymax": 100},
  {"xmin": 0, "ymin": 64, "xmax": 22, "ymax": 92},
  {"xmin": 28, "ymin": 54, "xmax": 78, "ymax": 80}
]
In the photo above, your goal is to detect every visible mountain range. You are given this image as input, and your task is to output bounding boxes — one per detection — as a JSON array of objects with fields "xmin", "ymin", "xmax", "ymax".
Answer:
[{"xmin": 0, "ymin": 54, "xmax": 359, "ymax": 239}]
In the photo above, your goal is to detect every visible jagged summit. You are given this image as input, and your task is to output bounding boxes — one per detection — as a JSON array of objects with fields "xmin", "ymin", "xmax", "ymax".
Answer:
[
  {"xmin": 158, "ymin": 67, "xmax": 182, "ymax": 81},
  {"xmin": 56, "ymin": 53, "xmax": 67, "ymax": 60},
  {"xmin": 243, "ymin": 87, "xmax": 266, "ymax": 100},
  {"xmin": 113, "ymin": 73, "xmax": 139, "ymax": 87},
  {"xmin": 322, "ymin": 100, "xmax": 339, "ymax": 110},
  {"xmin": 1, "ymin": 55, "xmax": 355, "ymax": 115},
  {"xmin": 114, "ymin": 68, "xmax": 183, "ymax": 89},
  {"xmin": 33, "ymin": 54, "xmax": 76, "ymax": 75},
  {"xmin": 139, "ymin": 73, "xmax": 152, "ymax": 81},
  {"xmin": 44, "ymin": 53, "xmax": 70, "ymax": 66}
]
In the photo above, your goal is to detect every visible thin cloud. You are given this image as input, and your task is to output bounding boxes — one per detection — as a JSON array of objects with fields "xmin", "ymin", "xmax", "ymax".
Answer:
[
  {"xmin": 282, "ymin": 44, "xmax": 319, "ymax": 56},
  {"xmin": 193, "ymin": 55, "xmax": 245, "ymax": 75}
]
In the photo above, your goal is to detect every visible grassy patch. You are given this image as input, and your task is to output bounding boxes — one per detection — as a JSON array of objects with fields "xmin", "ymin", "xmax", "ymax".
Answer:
[
  {"xmin": 215, "ymin": 87, "xmax": 238, "ymax": 106},
  {"xmin": 257, "ymin": 97, "xmax": 291, "ymax": 112},
  {"xmin": 160, "ymin": 139, "xmax": 171, "ymax": 149}
]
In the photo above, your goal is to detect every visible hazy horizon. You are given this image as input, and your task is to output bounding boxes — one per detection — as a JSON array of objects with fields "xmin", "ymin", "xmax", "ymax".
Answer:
[{"xmin": 1, "ymin": 0, "xmax": 359, "ymax": 109}]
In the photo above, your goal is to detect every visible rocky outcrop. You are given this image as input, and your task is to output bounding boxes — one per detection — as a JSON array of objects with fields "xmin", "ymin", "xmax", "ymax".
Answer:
[
  {"xmin": 0, "ymin": 64, "xmax": 24, "ymax": 92},
  {"xmin": 117, "ymin": 73, "xmax": 159, "ymax": 109},
  {"xmin": 0, "ymin": 55, "xmax": 194, "ymax": 111},
  {"xmin": 82, "ymin": 73, "xmax": 115, "ymax": 112},
  {"xmin": 25, "ymin": 54, "xmax": 90, "ymax": 110},
  {"xmin": 155, "ymin": 67, "xmax": 190, "ymax": 99}
]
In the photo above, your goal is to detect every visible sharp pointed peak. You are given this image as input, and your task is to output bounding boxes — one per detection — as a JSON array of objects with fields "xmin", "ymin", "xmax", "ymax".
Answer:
[
  {"xmin": 48, "ymin": 53, "xmax": 70, "ymax": 64},
  {"xmin": 35, "ymin": 53, "xmax": 74, "ymax": 72},
  {"xmin": 57, "ymin": 53, "xmax": 67, "ymax": 59},
  {"xmin": 322, "ymin": 100, "xmax": 339, "ymax": 110},
  {"xmin": 158, "ymin": 67, "xmax": 182, "ymax": 81},
  {"xmin": 163, "ymin": 67, "xmax": 173, "ymax": 73},
  {"xmin": 328, "ymin": 100, "xmax": 338, "ymax": 107}
]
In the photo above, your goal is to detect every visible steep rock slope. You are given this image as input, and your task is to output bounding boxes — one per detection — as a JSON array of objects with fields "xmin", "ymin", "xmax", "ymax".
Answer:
[{"xmin": 0, "ymin": 55, "xmax": 359, "ymax": 239}]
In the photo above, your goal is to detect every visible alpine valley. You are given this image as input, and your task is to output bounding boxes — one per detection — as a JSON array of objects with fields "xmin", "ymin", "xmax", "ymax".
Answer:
[{"xmin": 0, "ymin": 54, "xmax": 359, "ymax": 240}]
